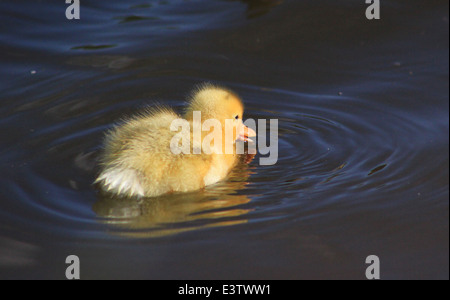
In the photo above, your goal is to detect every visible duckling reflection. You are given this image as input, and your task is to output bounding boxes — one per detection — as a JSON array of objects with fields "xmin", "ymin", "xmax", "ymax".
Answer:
[{"xmin": 93, "ymin": 152, "xmax": 256, "ymax": 238}]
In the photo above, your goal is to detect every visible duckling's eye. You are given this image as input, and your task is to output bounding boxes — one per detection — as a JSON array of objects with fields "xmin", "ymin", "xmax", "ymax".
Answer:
[{"xmin": 235, "ymin": 115, "xmax": 239, "ymax": 120}]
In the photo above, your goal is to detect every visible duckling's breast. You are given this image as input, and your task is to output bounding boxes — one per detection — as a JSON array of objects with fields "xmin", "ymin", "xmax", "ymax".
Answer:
[{"xmin": 203, "ymin": 154, "xmax": 237, "ymax": 186}]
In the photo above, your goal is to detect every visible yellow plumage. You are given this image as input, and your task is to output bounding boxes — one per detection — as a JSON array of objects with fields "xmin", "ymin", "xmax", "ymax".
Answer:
[{"xmin": 95, "ymin": 83, "xmax": 255, "ymax": 198}]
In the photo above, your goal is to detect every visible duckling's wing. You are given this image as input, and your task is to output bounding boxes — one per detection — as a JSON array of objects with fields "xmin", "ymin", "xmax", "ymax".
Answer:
[{"xmin": 96, "ymin": 105, "xmax": 181, "ymax": 198}]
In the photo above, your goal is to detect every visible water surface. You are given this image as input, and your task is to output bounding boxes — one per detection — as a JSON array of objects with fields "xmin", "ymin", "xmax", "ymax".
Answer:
[{"xmin": 0, "ymin": 0, "xmax": 448, "ymax": 279}]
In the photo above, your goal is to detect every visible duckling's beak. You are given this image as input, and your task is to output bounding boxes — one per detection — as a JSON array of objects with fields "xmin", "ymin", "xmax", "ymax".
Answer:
[{"xmin": 238, "ymin": 122, "xmax": 257, "ymax": 143}]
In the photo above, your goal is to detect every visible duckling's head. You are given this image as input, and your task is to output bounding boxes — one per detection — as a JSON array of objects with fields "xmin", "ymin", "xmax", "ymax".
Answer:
[{"xmin": 184, "ymin": 83, "xmax": 256, "ymax": 144}]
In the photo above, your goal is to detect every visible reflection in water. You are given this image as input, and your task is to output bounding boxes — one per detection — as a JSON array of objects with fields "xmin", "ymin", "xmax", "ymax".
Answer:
[
  {"xmin": 368, "ymin": 164, "xmax": 387, "ymax": 176},
  {"xmin": 113, "ymin": 15, "xmax": 159, "ymax": 24},
  {"xmin": 66, "ymin": 55, "xmax": 135, "ymax": 69},
  {"xmin": 236, "ymin": 0, "xmax": 284, "ymax": 18},
  {"xmin": 71, "ymin": 45, "xmax": 117, "ymax": 51},
  {"xmin": 93, "ymin": 153, "xmax": 256, "ymax": 238},
  {"xmin": 0, "ymin": 237, "xmax": 39, "ymax": 268}
]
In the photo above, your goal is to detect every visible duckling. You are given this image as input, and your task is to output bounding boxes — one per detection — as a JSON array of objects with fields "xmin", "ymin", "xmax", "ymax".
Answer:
[{"xmin": 95, "ymin": 83, "xmax": 256, "ymax": 198}]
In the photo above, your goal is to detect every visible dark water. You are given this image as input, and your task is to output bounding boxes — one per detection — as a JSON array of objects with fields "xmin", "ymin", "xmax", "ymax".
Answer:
[{"xmin": 0, "ymin": 0, "xmax": 448, "ymax": 279}]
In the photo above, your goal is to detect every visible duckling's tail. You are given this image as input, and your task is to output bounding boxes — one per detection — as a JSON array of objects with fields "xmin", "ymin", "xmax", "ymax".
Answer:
[{"xmin": 95, "ymin": 167, "xmax": 145, "ymax": 198}]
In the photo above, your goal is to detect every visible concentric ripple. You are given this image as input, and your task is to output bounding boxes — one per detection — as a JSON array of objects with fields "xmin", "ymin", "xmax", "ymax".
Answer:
[
  {"xmin": 232, "ymin": 84, "xmax": 448, "ymax": 220},
  {"xmin": 2, "ymin": 76, "xmax": 445, "ymax": 239}
]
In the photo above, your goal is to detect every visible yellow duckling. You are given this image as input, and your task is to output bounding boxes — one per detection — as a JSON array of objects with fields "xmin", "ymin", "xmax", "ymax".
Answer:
[{"xmin": 95, "ymin": 83, "xmax": 256, "ymax": 198}]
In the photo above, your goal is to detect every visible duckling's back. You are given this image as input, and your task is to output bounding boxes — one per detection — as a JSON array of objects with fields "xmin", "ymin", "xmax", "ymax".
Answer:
[{"xmin": 96, "ymin": 107, "xmax": 212, "ymax": 198}]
